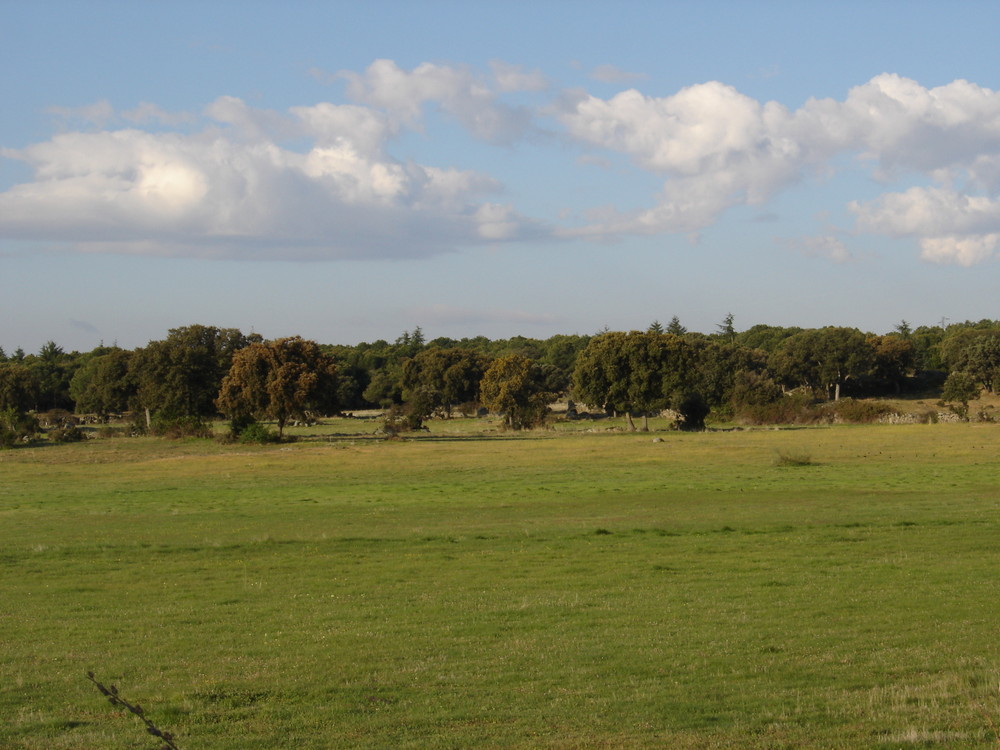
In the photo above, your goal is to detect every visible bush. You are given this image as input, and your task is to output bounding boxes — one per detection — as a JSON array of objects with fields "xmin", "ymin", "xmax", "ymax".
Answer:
[
  {"xmin": 0, "ymin": 408, "xmax": 39, "ymax": 448},
  {"xmin": 734, "ymin": 392, "xmax": 822, "ymax": 425},
  {"xmin": 48, "ymin": 425, "xmax": 87, "ymax": 443},
  {"xmin": 830, "ymin": 398, "xmax": 894, "ymax": 424},
  {"xmin": 238, "ymin": 421, "xmax": 278, "ymax": 444},
  {"xmin": 672, "ymin": 392, "xmax": 710, "ymax": 431},
  {"xmin": 151, "ymin": 416, "xmax": 214, "ymax": 439}
]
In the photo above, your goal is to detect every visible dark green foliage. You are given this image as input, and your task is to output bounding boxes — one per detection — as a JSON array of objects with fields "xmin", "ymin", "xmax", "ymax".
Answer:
[
  {"xmin": 0, "ymin": 407, "xmax": 40, "ymax": 448},
  {"xmin": 132, "ymin": 325, "xmax": 258, "ymax": 420},
  {"xmin": 672, "ymin": 391, "xmax": 709, "ymax": 430},
  {"xmin": 769, "ymin": 327, "xmax": 873, "ymax": 400},
  {"xmin": 70, "ymin": 348, "xmax": 137, "ymax": 416},
  {"xmin": 151, "ymin": 416, "xmax": 214, "ymax": 439},
  {"xmin": 401, "ymin": 347, "xmax": 490, "ymax": 418},
  {"xmin": 48, "ymin": 425, "xmax": 87, "ymax": 443},
  {"xmin": 941, "ymin": 371, "xmax": 980, "ymax": 419},
  {"xmin": 573, "ymin": 331, "xmax": 765, "ymax": 428},
  {"xmin": 0, "ymin": 362, "xmax": 39, "ymax": 413},
  {"xmin": 479, "ymin": 354, "xmax": 554, "ymax": 430},
  {"xmin": 24, "ymin": 341, "xmax": 78, "ymax": 411},
  {"xmin": 237, "ymin": 421, "xmax": 278, "ymax": 445}
]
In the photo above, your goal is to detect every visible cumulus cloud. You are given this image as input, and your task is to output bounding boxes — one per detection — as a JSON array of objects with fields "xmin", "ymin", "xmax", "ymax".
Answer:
[
  {"xmin": 336, "ymin": 59, "xmax": 534, "ymax": 144},
  {"xmin": 0, "ymin": 96, "xmax": 539, "ymax": 261},
  {"xmin": 7, "ymin": 62, "xmax": 1000, "ymax": 266},
  {"xmin": 554, "ymin": 73, "xmax": 1000, "ymax": 262}
]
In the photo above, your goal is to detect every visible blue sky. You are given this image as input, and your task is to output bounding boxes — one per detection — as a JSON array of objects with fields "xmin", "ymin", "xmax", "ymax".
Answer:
[{"xmin": 3, "ymin": 0, "xmax": 1000, "ymax": 354}]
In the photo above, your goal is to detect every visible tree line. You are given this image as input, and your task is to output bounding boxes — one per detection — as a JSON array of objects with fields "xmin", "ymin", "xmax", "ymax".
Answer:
[{"xmin": 1, "ymin": 317, "xmax": 998, "ymax": 444}]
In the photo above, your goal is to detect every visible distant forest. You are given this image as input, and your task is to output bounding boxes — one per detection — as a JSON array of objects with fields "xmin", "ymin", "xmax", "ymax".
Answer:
[{"xmin": 1, "ymin": 317, "xmax": 998, "ymax": 441}]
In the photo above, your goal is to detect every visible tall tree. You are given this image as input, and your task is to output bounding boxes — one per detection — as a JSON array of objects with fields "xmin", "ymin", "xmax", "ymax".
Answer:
[
  {"xmin": 217, "ymin": 337, "xmax": 338, "ymax": 438},
  {"xmin": 0, "ymin": 363, "xmax": 39, "ymax": 413},
  {"xmin": 401, "ymin": 347, "xmax": 490, "ymax": 418},
  {"xmin": 132, "ymin": 325, "xmax": 258, "ymax": 420},
  {"xmin": 479, "ymin": 354, "xmax": 553, "ymax": 430},
  {"xmin": 770, "ymin": 327, "xmax": 872, "ymax": 400},
  {"xmin": 573, "ymin": 331, "xmax": 691, "ymax": 430},
  {"xmin": 70, "ymin": 349, "xmax": 137, "ymax": 416},
  {"xmin": 27, "ymin": 341, "xmax": 77, "ymax": 411},
  {"xmin": 666, "ymin": 316, "xmax": 687, "ymax": 336}
]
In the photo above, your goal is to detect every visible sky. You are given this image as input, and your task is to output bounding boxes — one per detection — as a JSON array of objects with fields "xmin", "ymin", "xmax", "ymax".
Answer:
[{"xmin": 2, "ymin": 0, "xmax": 1000, "ymax": 354}]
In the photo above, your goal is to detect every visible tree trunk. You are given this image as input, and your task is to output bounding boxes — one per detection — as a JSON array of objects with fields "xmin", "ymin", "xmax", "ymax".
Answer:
[
  {"xmin": 625, "ymin": 411, "xmax": 636, "ymax": 431},
  {"xmin": 834, "ymin": 382, "xmax": 841, "ymax": 401},
  {"xmin": 641, "ymin": 413, "xmax": 649, "ymax": 431}
]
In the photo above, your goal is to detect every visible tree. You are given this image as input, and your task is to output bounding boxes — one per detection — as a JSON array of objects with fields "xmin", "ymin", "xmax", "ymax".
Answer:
[
  {"xmin": 867, "ymin": 334, "xmax": 915, "ymax": 394},
  {"xmin": 648, "ymin": 320, "xmax": 664, "ymax": 334},
  {"xmin": 401, "ymin": 347, "xmax": 490, "ymax": 418},
  {"xmin": 573, "ymin": 331, "xmax": 684, "ymax": 430},
  {"xmin": 217, "ymin": 337, "xmax": 338, "ymax": 438},
  {"xmin": 770, "ymin": 327, "xmax": 872, "ymax": 400},
  {"xmin": 70, "ymin": 349, "xmax": 137, "ymax": 416},
  {"xmin": 480, "ymin": 354, "xmax": 553, "ymax": 430},
  {"xmin": 942, "ymin": 371, "xmax": 979, "ymax": 420},
  {"xmin": 666, "ymin": 316, "xmax": 687, "ymax": 336},
  {"xmin": 26, "ymin": 341, "xmax": 77, "ymax": 411},
  {"xmin": 132, "ymin": 325, "xmax": 258, "ymax": 420},
  {"xmin": 0, "ymin": 363, "xmax": 39, "ymax": 413},
  {"xmin": 716, "ymin": 313, "xmax": 736, "ymax": 342},
  {"xmin": 941, "ymin": 329, "xmax": 1000, "ymax": 392},
  {"xmin": 0, "ymin": 363, "xmax": 40, "ymax": 447}
]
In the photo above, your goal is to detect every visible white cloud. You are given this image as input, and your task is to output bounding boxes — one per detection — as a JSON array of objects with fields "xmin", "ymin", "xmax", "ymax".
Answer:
[
  {"xmin": 0, "ymin": 97, "xmax": 538, "ymax": 260},
  {"xmin": 337, "ymin": 59, "xmax": 533, "ymax": 144},
  {"xmin": 919, "ymin": 234, "xmax": 1000, "ymax": 266},
  {"xmin": 786, "ymin": 235, "xmax": 855, "ymax": 263},
  {"xmin": 554, "ymin": 74, "xmax": 1000, "ymax": 261},
  {"xmin": 490, "ymin": 60, "xmax": 547, "ymax": 92},
  {"xmin": 8, "ymin": 63, "xmax": 1000, "ymax": 267}
]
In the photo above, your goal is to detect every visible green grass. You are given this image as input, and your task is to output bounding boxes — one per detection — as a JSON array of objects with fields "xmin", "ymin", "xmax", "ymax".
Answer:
[{"xmin": 2, "ymin": 424, "xmax": 999, "ymax": 748}]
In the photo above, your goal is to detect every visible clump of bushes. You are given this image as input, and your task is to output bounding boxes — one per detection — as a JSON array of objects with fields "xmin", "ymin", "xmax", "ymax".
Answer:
[
  {"xmin": 237, "ymin": 421, "xmax": 278, "ymax": 444},
  {"xmin": 828, "ymin": 398, "xmax": 895, "ymax": 424},
  {"xmin": 48, "ymin": 425, "xmax": 87, "ymax": 443},
  {"xmin": 0, "ymin": 408, "xmax": 39, "ymax": 448},
  {"xmin": 734, "ymin": 392, "xmax": 823, "ymax": 426},
  {"xmin": 151, "ymin": 416, "xmax": 213, "ymax": 439},
  {"xmin": 219, "ymin": 415, "xmax": 279, "ymax": 444}
]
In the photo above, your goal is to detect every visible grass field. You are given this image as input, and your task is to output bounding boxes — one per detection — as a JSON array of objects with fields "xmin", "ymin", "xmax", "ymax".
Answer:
[{"xmin": 2, "ymin": 422, "xmax": 999, "ymax": 748}]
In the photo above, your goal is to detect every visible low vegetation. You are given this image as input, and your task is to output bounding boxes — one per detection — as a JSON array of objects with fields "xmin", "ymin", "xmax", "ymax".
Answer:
[{"xmin": 2, "ymin": 422, "xmax": 999, "ymax": 748}]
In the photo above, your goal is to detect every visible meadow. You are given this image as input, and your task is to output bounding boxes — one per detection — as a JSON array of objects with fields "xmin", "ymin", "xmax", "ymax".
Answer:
[{"xmin": 1, "ymin": 420, "xmax": 999, "ymax": 748}]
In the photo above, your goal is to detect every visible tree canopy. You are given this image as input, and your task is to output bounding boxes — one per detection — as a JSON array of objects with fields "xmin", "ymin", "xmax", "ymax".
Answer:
[{"xmin": 217, "ymin": 337, "xmax": 338, "ymax": 438}]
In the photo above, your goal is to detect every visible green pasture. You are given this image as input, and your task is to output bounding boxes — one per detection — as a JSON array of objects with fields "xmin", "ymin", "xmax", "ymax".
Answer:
[{"xmin": 1, "ymin": 423, "xmax": 999, "ymax": 748}]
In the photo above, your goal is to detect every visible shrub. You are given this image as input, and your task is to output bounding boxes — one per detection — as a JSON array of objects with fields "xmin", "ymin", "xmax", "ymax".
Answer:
[
  {"xmin": 673, "ymin": 392, "xmax": 710, "ymax": 431},
  {"xmin": 238, "ymin": 421, "xmax": 278, "ymax": 444},
  {"xmin": 48, "ymin": 426, "xmax": 87, "ymax": 443},
  {"xmin": 735, "ymin": 392, "xmax": 822, "ymax": 425},
  {"xmin": 151, "ymin": 416, "xmax": 213, "ymax": 439},
  {"xmin": 830, "ymin": 398, "xmax": 894, "ymax": 424},
  {"xmin": 773, "ymin": 450, "xmax": 814, "ymax": 466},
  {"xmin": 0, "ymin": 407, "xmax": 39, "ymax": 448}
]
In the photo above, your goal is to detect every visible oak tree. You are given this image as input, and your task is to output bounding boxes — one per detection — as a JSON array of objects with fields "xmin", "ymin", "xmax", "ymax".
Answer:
[{"xmin": 217, "ymin": 337, "xmax": 338, "ymax": 438}]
